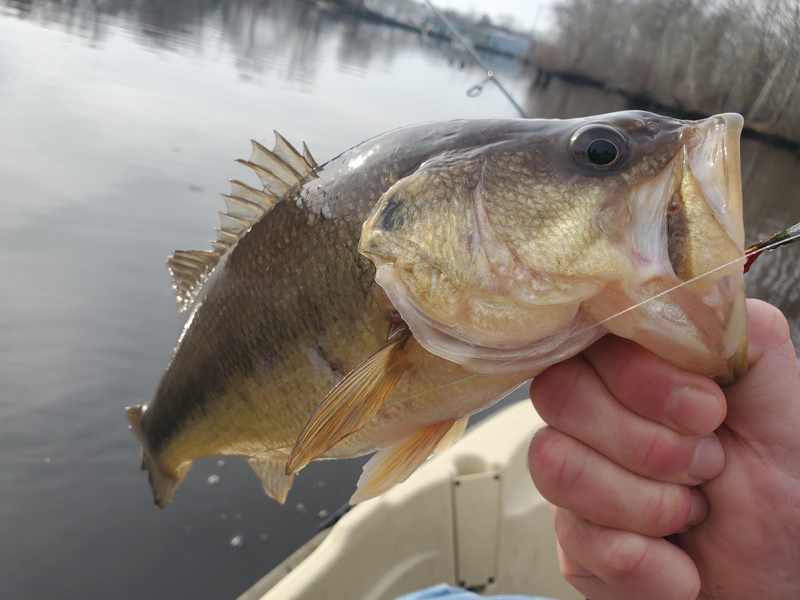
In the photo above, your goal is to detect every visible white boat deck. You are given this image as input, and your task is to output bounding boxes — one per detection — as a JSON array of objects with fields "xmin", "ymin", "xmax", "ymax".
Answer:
[{"xmin": 241, "ymin": 401, "xmax": 582, "ymax": 600}]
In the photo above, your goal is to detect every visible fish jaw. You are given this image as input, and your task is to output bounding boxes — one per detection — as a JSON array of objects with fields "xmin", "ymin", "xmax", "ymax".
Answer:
[{"xmin": 587, "ymin": 113, "xmax": 748, "ymax": 384}]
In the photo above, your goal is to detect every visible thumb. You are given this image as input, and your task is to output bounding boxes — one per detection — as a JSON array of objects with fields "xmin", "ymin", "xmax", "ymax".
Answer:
[{"xmin": 723, "ymin": 298, "xmax": 800, "ymax": 444}]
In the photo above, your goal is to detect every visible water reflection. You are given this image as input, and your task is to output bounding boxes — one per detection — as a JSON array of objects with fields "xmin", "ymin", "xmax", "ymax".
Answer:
[
  {"xmin": 0, "ymin": 3, "xmax": 526, "ymax": 600},
  {"xmin": 1, "ymin": 2, "xmax": 798, "ymax": 600},
  {"xmin": 523, "ymin": 75, "xmax": 627, "ymax": 119}
]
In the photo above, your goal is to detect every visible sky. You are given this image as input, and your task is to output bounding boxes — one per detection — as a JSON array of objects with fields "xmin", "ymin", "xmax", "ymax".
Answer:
[{"xmin": 429, "ymin": 0, "xmax": 558, "ymax": 32}]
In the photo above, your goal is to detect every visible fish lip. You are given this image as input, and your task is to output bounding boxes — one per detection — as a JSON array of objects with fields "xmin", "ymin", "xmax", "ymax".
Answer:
[
  {"xmin": 683, "ymin": 113, "xmax": 748, "ymax": 381},
  {"xmin": 684, "ymin": 113, "xmax": 745, "ymax": 248}
]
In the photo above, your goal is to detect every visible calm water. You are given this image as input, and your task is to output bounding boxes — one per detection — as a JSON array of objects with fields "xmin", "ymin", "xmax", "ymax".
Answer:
[{"xmin": 1, "ymin": 1, "xmax": 798, "ymax": 599}]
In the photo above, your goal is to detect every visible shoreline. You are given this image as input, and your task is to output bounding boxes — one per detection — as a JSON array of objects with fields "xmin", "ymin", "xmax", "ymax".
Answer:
[{"xmin": 533, "ymin": 67, "xmax": 800, "ymax": 154}]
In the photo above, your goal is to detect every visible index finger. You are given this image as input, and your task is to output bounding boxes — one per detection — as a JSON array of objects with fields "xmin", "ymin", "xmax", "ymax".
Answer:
[{"xmin": 581, "ymin": 335, "xmax": 727, "ymax": 436}]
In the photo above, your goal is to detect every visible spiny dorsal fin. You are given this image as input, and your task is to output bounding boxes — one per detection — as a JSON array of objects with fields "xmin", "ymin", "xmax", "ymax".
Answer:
[
  {"xmin": 217, "ymin": 212, "xmax": 250, "ymax": 235},
  {"xmin": 350, "ymin": 419, "xmax": 456, "ymax": 504},
  {"xmin": 286, "ymin": 325, "xmax": 412, "ymax": 476},
  {"xmin": 168, "ymin": 132, "xmax": 319, "ymax": 314},
  {"xmin": 303, "ymin": 142, "xmax": 319, "ymax": 169},
  {"xmin": 221, "ymin": 192, "xmax": 266, "ymax": 222},
  {"xmin": 228, "ymin": 180, "xmax": 278, "ymax": 211},
  {"xmin": 236, "ymin": 132, "xmax": 319, "ymax": 198},
  {"xmin": 166, "ymin": 250, "xmax": 220, "ymax": 313},
  {"xmin": 247, "ymin": 454, "xmax": 295, "ymax": 504},
  {"xmin": 274, "ymin": 131, "xmax": 315, "ymax": 177}
]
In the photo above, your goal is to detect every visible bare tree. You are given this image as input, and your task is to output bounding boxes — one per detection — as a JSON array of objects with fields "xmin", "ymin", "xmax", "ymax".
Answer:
[{"xmin": 544, "ymin": 0, "xmax": 800, "ymax": 140}]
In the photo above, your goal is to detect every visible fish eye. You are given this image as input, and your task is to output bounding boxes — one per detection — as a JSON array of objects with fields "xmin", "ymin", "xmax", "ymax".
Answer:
[
  {"xmin": 570, "ymin": 125, "xmax": 629, "ymax": 170},
  {"xmin": 587, "ymin": 139, "xmax": 618, "ymax": 165}
]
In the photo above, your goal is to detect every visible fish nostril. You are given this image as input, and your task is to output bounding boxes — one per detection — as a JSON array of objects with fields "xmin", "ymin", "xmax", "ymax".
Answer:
[{"xmin": 668, "ymin": 193, "xmax": 683, "ymax": 215}]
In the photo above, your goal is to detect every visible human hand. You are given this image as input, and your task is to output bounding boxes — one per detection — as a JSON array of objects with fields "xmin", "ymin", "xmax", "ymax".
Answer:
[{"xmin": 527, "ymin": 299, "xmax": 800, "ymax": 600}]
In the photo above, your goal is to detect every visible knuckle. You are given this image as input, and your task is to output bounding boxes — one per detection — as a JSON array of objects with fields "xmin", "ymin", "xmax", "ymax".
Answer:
[
  {"xmin": 641, "ymin": 485, "xmax": 689, "ymax": 535},
  {"xmin": 639, "ymin": 429, "xmax": 666, "ymax": 471},
  {"xmin": 603, "ymin": 345, "xmax": 641, "ymax": 392},
  {"xmin": 562, "ymin": 571, "xmax": 594, "ymax": 591},
  {"xmin": 530, "ymin": 359, "xmax": 585, "ymax": 422},
  {"xmin": 528, "ymin": 430, "xmax": 588, "ymax": 499},
  {"xmin": 552, "ymin": 442, "xmax": 589, "ymax": 496},
  {"xmin": 600, "ymin": 530, "xmax": 649, "ymax": 580},
  {"xmin": 553, "ymin": 510, "xmax": 588, "ymax": 560},
  {"xmin": 636, "ymin": 429, "xmax": 688, "ymax": 476},
  {"xmin": 527, "ymin": 428, "xmax": 563, "ymax": 486}
]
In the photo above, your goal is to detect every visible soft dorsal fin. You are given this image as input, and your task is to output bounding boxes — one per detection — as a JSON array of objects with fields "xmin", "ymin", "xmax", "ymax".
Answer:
[
  {"xmin": 286, "ymin": 325, "xmax": 412, "ymax": 476},
  {"xmin": 247, "ymin": 454, "xmax": 295, "ymax": 504},
  {"xmin": 349, "ymin": 419, "xmax": 457, "ymax": 504},
  {"xmin": 168, "ymin": 132, "xmax": 319, "ymax": 314}
]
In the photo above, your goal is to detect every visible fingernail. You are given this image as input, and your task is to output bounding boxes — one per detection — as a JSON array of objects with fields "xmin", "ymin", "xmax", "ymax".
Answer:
[
  {"xmin": 686, "ymin": 487, "xmax": 708, "ymax": 527},
  {"xmin": 666, "ymin": 386, "xmax": 724, "ymax": 433},
  {"xmin": 687, "ymin": 435, "xmax": 725, "ymax": 481}
]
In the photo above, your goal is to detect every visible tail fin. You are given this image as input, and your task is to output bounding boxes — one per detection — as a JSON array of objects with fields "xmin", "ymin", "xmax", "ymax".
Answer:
[{"xmin": 125, "ymin": 405, "xmax": 189, "ymax": 508}]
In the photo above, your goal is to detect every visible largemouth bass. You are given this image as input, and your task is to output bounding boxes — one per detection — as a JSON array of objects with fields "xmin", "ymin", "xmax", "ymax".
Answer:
[{"xmin": 127, "ymin": 112, "xmax": 747, "ymax": 508}]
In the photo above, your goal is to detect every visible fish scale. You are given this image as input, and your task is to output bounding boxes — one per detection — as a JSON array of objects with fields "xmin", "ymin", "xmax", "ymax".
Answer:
[{"xmin": 127, "ymin": 113, "xmax": 749, "ymax": 508}]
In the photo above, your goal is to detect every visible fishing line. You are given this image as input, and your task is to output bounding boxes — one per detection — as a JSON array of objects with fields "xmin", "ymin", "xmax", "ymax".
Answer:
[{"xmin": 387, "ymin": 224, "xmax": 800, "ymax": 406}]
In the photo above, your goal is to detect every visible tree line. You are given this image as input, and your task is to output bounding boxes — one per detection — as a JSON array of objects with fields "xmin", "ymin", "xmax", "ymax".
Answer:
[{"xmin": 539, "ymin": 0, "xmax": 800, "ymax": 141}]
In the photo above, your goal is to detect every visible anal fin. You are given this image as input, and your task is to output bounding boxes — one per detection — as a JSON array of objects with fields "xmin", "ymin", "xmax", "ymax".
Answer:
[
  {"xmin": 350, "ymin": 419, "xmax": 456, "ymax": 504},
  {"xmin": 434, "ymin": 417, "xmax": 468, "ymax": 453},
  {"xmin": 248, "ymin": 455, "xmax": 295, "ymax": 504},
  {"xmin": 286, "ymin": 325, "xmax": 412, "ymax": 475}
]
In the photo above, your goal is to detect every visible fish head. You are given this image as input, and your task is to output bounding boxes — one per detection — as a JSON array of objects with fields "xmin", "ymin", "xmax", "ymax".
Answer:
[{"xmin": 359, "ymin": 112, "xmax": 747, "ymax": 383}]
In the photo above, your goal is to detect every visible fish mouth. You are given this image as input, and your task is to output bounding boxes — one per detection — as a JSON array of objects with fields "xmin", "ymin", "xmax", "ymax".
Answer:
[
  {"xmin": 592, "ymin": 113, "xmax": 748, "ymax": 384},
  {"xmin": 680, "ymin": 113, "xmax": 748, "ymax": 382}
]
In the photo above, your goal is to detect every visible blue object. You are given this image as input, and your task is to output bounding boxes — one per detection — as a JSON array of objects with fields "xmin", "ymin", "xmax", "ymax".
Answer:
[{"xmin": 394, "ymin": 583, "xmax": 556, "ymax": 600}]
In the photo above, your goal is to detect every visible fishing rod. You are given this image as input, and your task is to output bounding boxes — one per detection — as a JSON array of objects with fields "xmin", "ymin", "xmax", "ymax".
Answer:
[
  {"xmin": 744, "ymin": 221, "xmax": 800, "ymax": 273},
  {"xmin": 422, "ymin": 0, "xmax": 529, "ymax": 118}
]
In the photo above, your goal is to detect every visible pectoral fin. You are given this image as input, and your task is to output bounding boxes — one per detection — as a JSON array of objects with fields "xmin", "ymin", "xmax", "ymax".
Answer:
[
  {"xmin": 350, "ymin": 419, "xmax": 456, "ymax": 504},
  {"xmin": 286, "ymin": 325, "xmax": 412, "ymax": 475},
  {"xmin": 248, "ymin": 455, "xmax": 295, "ymax": 504}
]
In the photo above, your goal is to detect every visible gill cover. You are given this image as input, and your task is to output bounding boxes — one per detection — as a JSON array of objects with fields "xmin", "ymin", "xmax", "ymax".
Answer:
[{"xmin": 358, "ymin": 149, "xmax": 612, "ymax": 377}]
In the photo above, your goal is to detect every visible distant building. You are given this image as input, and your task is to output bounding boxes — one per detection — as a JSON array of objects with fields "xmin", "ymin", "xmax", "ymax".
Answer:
[
  {"xmin": 478, "ymin": 30, "xmax": 533, "ymax": 58},
  {"xmin": 364, "ymin": 0, "xmax": 430, "ymax": 27},
  {"xmin": 334, "ymin": 0, "xmax": 536, "ymax": 59}
]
